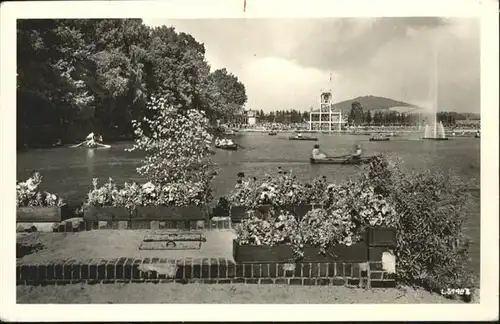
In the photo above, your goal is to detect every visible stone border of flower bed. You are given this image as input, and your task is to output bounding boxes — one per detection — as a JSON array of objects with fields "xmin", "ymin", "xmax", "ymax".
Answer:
[
  {"xmin": 16, "ymin": 217, "xmax": 232, "ymax": 233},
  {"xmin": 17, "ymin": 204, "xmax": 70, "ymax": 223},
  {"xmin": 16, "ymin": 257, "xmax": 395, "ymax": 288}
]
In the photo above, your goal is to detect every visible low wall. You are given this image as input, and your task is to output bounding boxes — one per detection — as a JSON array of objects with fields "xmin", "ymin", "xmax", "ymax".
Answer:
[
  {"xmin": 16, "ymin": 257, "xmax": 395, "ymax": 288},
  {"xmin": 16, "ymin": 206, "xmax": 397, "ymax": 288},
  {"xmin": 16, "ymin": 217, "xmax": 232, "ymax": 233}
]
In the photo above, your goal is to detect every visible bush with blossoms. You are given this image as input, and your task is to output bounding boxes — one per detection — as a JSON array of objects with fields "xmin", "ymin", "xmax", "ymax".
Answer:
[
  {"xmin": 84, "ymin": 96, "xmax": 217, "ymax": 209},
  {"xmin": 226, "ymin": 168, "xmax": 328, "ymax": 208},
  {"xmin": 235, "ymin": 154, "xmax": 477, "ymax": 300},
  {"xmin": 82, "ymin": 177, "xmax": 209, "ymax": 210},
  {"xmin": 231, "ymin": 156, "xmax": 399, "ymax": 260},
  {"xmin": 16, "ymin": 172, "xmax": 65, "ymax": 207}
]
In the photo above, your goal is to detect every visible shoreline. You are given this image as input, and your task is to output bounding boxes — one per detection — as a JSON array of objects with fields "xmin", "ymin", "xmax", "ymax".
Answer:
[{"xmin": 232, "ymin": 128, "xmax": 479, "ymax": 134}]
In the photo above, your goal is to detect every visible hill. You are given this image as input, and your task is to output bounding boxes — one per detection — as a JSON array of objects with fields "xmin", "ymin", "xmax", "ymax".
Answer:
[{"xmin": 328, "ymin": 95, "xmax": 422, "ymax": 114}]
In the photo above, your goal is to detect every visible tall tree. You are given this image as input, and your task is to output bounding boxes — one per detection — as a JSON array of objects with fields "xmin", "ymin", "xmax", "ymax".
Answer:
[
  {"xmin": 207, "ymin": 68, "xmax": 247, "ymax": 122},
  {"xmin": 349, "ymin": 101, "xmax": 364, "ymax": 125},
  {"xmin": 365, "ymin": 110, "xmax": 372, "ymax": 125}
]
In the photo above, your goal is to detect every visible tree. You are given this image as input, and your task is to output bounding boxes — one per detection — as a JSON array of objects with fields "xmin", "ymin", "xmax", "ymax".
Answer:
[
  {"xmin": 16, "ymin": 19, "xmax": 249, "ymax": 147},
  {"xmin": 350, "ymin": 101, "xmax": 364, "ymax": 125},
  {"xmin": 302, "ymin": 111, "xmax": 309, "ymax": 122},
  {"xmin": 365, "ymin": 110, "xmax": 372, "ymax": 125},
  {"xmin": 207, "ymin": 68, "xmax": 247, "ymax": 121}
]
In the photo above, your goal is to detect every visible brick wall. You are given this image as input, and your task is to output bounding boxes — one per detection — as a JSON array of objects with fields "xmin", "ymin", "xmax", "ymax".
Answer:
[{"xmin": 16, "ymin": 257, "xmax": 395, "ymax": 288}]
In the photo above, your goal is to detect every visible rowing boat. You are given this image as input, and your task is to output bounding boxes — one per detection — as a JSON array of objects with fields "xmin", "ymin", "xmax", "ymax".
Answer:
[
  {"xmin": 310, "ymin": 156, "xmax": 374, "ymax": 165},
  {"xmin": 215, "ymin": 143, "xmax": 238, "ymax": 150},
  {"xmin": 70, "ymin": 142, "xmax": 111, "ymax": 149},
  {"xmin": 369, "ymin": 137, "xmax": 390, "ymax": 142},
  {"xmin": 289, "ymin": 136, "xmax": 318, "ymax": 141}
]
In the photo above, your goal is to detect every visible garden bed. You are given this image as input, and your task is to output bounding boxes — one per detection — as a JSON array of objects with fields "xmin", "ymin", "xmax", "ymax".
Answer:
[{"xmin": 233, "ymin": 227, "xmax": 396, "ymax": 263}]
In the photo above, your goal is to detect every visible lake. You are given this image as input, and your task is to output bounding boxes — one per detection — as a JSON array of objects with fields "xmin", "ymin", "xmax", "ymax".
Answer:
[{"xmin": 17, "ymin": 132, "xmax": 481, "ymax": 276}]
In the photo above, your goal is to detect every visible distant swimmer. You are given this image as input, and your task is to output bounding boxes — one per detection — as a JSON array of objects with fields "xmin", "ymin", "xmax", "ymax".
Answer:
[{"xmin": 312, "ymin": 144, "xmax": 327, "ymax": 160}]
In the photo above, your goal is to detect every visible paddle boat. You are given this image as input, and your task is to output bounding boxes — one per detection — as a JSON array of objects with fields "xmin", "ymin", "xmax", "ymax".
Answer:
[
  {"xmin": 70, "ymin": 133, "xmax": 111, "ymax": 149},
  {"xmin": 289, "ymin": 133, "xmax": 318, "ymax": 141},
  {"xmin": 224, "ymin": 129, "xmax": 236, "ymax": 136},
  {"xmin": 215, "ymin": 138, "xmax": 238, "ymax": 150},
  {"xmin": 369, "ymin": 137, "xmax": 390, "ymax": 142},
  {"xmin": 423, "ymin": 137, "xmax": 449, "ymax": 141},
  {"xmin": 310, "ymin": 156, "xmax": 375, "ymax": 165},
  {"xmin": 268, "ymin": 131, "xmax": 277, "ymax": 136}
]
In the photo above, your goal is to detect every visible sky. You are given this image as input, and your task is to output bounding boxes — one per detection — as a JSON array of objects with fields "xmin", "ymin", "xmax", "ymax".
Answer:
[{"xmin": 143, "ymin": 17, "xmax": 480, "ymax": 113}]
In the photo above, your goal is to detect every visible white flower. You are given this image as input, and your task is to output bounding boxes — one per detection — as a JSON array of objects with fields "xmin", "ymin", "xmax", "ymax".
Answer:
[{"xmin": 344, "ymin": 236, "xmax": 353, "ymax": 246}]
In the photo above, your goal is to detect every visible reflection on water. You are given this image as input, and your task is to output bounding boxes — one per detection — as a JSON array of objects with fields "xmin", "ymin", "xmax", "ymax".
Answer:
[{"xmin": 86, "ymin": 148, "xmax": 95, "ymax": 179}]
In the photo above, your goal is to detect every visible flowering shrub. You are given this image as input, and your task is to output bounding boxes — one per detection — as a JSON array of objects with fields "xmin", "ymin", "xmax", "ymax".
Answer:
[
  {"xmin": 84, "ymin": 95, "xmax": 218, "ymax": 209},
  {"xmin": 83, "ymin": 177, "xmax": 209, "ymax": 210},
  {"xmin": 227, "ymin": 168, "xmax": 327, "ymax": 208},
  {"xmin": 235, "ymin": 205, "xmax": 376, "ymax": 260},
  {"xmin": 16, "ymin": 172, "xmax": 64, "ymax": 207},
  {"xmin": 358, "ymin": 154, "xmax": 477, "ymax": 300},
  {"xmin": 235, "ymin": 212, "xmax": 304, "ymax": 257},
  {"xmin": 298, "ymin": 208, "xmax": 348, "ymax": 257},
  {"xmin": 325, "ymin": 180, "xmax": 397, "ymax": 232},
  {"xmin": 234, "ymin": 177, "xmax": 397, "ymax": 260},
  {"xmin": 126, "ymin": 96, "xmax": 215, "ymax": 187}
]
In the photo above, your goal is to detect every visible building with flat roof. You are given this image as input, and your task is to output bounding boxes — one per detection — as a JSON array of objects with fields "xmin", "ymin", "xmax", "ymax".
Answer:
[{"xmin": 246, "ymin": 110, "xmax": 257, "ymax": 125}]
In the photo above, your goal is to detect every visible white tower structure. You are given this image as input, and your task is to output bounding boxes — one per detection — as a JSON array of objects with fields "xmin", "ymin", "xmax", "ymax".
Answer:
[{"xmin": 308, "ymin": 73, "xmax": 343, "ymax": 132}]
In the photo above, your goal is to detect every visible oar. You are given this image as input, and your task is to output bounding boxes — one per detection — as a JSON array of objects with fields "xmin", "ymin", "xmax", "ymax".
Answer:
[{"xmin": 70, "ymin": 142, "xmax": 85, "ymax": 148}]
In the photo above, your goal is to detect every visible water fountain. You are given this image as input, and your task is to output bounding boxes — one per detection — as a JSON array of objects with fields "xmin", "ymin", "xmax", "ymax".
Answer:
[
  {"xmin": 422, "ymin": 46, "xmax": 449, "ymax": 141},
  {"xmin": 423, "ymin": 118, "xmax": 448, "ymax": 140}
]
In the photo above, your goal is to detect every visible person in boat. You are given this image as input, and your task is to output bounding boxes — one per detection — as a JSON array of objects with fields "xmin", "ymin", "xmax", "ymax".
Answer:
[
  {"xmin": 312, "ymin": 144, "xmax": 328, "ymax": 160},
  {"xmin": 86, "ymin": 132, "xmax": 95, "ymax": 141},
  {"xmin": 296, "ymin": 133, "xmax": 303, "ymax": 138},
  {"xmin": 351, "ymin": 144, "xmax": 362, "ymax": 160}
]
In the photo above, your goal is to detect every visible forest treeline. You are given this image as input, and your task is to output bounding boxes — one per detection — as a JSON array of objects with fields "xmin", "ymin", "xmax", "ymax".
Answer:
[
  {"xmin": 254, "ymin": 105, "xmax": 477, "ymax": 126},
  {"xmin": 17, "ymin": 19, "xmax": 247, "ymax": 147}
]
